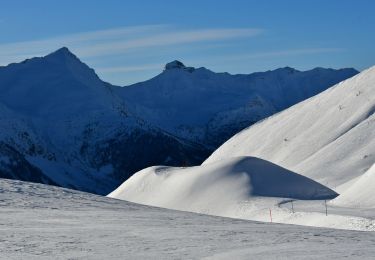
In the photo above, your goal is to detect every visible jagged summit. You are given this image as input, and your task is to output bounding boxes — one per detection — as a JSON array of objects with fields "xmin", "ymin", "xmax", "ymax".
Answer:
[
  {"xmin": 165, "ymin": 60, "xmax": 185, "ymax": 70},
  {"xmin": 164, "ymin": 60, "xmax": 195, "ymax": 72}
]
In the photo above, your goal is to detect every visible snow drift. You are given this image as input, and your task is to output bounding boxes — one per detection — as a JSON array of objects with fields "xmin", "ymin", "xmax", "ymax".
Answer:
[
  {"xmin": 109, "ymin": 157, "xmax": 337, "ymax": 215},
  {"xmin": 205, "ymin": 65, "xmax": 375, "ymax": 192},
  {"xmin": 332, "ymin": 164, "xmax": 375, "ymax": 208}
]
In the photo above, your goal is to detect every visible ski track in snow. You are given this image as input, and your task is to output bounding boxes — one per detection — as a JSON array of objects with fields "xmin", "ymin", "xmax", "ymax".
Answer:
[{"xmin": 1, "ymin": 178, "xmax": 375, "ymax": 259}]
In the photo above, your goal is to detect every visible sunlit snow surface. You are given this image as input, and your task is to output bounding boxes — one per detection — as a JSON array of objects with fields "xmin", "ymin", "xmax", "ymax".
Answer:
[
  {"xmin": 110, "ymin": 67, "xmax": 375, "ymax": 231},
  {"xmin": 1, "ymin": 178, "xmax": 375, "ymax": 259},
  {"xmin": 205, "ymin": 66, "xmax": 375, "ymax": 192},
  {"xmin": 332, "ymin": 164, "xmax": 375, "ymax": 208},
  {"xmin": 109, "ymin": 157, "xmax": 375, "ymax": 231}
]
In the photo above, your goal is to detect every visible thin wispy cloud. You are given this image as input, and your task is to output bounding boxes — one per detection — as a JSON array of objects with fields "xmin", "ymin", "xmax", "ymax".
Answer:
[
  {"xmin": 0, "ymin": 25, "xmax": 347, "ymax": 85},
  {"xmin": 78, "ymin": 28, "xmax": 262, "ymax": 57},
  {"xmin": 0, "ymin": 25, "xmax": 262, "ymax": 65},
  {"xmin": 0, "ymin": 25, "xmax": 167, "ymax": 60}
]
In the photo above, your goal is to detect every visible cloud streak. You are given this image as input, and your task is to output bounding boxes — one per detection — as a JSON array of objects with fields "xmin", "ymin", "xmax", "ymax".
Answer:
[{"xmin": 0, "ymin": 25, "xmax": 262, "ymax": 65}]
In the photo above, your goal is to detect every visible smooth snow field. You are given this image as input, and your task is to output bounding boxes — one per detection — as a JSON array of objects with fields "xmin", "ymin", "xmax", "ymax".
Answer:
[{"xmin": 2, "ymin": 178, "xmax": 375, "ymax": 259}]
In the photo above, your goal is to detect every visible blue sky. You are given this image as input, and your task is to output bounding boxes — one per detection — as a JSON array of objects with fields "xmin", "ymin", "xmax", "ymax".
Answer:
[{"xmin": 1, "ymin": 0, "xmax": 374, "ymax": 85}]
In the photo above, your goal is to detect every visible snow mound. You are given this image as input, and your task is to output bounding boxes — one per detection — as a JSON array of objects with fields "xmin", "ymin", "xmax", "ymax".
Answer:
[
  {"xmin": 332, "ymin": 164, "xmax": 375, "ymax": 208},
  {"xmin": 109, "ymin": 157, "xmax": 337, "ymax": 214},
  {"xmin": 205, "ymin": 65, "xmax": 375, "ymax": 191}
]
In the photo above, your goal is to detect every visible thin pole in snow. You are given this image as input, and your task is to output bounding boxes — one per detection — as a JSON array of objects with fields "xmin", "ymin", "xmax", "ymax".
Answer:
[
  {"xmin": 325, "ymin": 200, "xmax": 328, "ymax": 216},
  {"xmin": 269, "ymin": 209, "xmax": 273, "ymax": 223},
  {"xmin": 291, "ymin": 201, "xmax": 294, "ymax": 213}
]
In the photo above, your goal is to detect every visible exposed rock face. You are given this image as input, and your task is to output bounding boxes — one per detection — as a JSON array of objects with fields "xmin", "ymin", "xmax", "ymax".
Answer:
[{"xmin": 165, "ymin": 60, "xmax": 186, "ymax": 70}]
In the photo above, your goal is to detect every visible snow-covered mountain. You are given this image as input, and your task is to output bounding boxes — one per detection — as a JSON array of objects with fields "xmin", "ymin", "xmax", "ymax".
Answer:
[
  {"xmin": 0, "ymin": 47, "xmax": 357, "ymax": 194},
  {"xmin": 110, "ymin": 65, "xmax": 375, "ymax": 230},
  {"xmin": 205, "ymin": 65, "xmax": 375, "ymax": 192},
  {"xmin": 118, "ymin": 61, "xmax": 358, "ymax": 147},
  {"xmin": 0, "ymin": 48, "xmax": 208, "ymax": 194}
]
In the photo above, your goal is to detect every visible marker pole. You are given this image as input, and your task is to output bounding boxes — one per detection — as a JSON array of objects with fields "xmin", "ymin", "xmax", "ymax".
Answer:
[
  {"xmin": 325, "ymin": 200, "xmax": 328, "ymax": 216},
  {"xmin": 269, "ymin": 209, "xmax": 273, "ymax": 223}
]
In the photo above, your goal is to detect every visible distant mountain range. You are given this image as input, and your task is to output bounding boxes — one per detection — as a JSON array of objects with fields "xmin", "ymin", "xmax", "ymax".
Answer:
[{"xmin": 0, "ymin": 47, "xmax": 358, "ymax": 194}]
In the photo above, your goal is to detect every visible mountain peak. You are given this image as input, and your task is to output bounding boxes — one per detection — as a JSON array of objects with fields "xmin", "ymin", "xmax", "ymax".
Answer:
[
  {"xmin": 44, "ymin": 47, "xmax": 80, "ymax": 61},
  {"xmin": 56, "ymin": 46, "xmax": 71, "ymax": 53},
  {"xmin": 165, "ymin": 60, "xmax": 186, "ymax": 70},
  {"xmin": 164, "ymin": 60, "xmax": 195, "ymax": 73}
]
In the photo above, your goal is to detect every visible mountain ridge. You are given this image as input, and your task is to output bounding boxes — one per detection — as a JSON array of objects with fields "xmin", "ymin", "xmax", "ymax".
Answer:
[{"xmin": 0, "ymin": 47, "xmax": 359, "ymax": 194}]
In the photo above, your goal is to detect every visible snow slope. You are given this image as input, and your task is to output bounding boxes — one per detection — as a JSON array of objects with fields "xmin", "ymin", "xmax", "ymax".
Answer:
[
  {"xmin": 109, "ymin": 157, "xmax": 337, "ymax": 214},
  {"xmin": 332, "ymin": 164, "xmax": 375, "ymax": 208},
  {"xmin": 118, "ymin": 62, "xmax": 357, "ymax": 147},
  {"xmin": 2, "ymin": 178, "xmax": 375, "ymax": 259},
  {"xmin": 109, "ymin": 156, "xmax": 375, "ymax": 231},
  {"xmin": 205, "ymin": 65, "xmax": 375, "ymax": 191}
]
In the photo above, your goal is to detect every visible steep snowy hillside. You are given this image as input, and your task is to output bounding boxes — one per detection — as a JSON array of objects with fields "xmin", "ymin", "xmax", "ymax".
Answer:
[
  {"xmin": 3, "ymin": 178, "xmax": 375, "ymax": 259},
  {"xmin": 332, "ymin": 164, "xmax": 375, "ymax": 208},
  {"xmin": 118, "ymin": 62, "xmax": 358, "ymax": 147},
  {"xmin": 205, "ymin": 65, "xmax": 375, "ymax": 192},
  {"xmin": 0, "ymin": 48, "xmax": 208, "ymax": 194}
]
